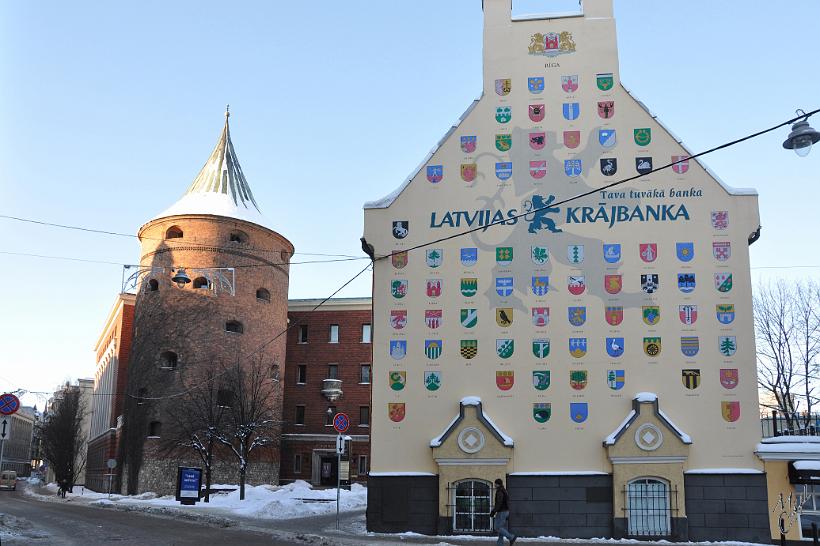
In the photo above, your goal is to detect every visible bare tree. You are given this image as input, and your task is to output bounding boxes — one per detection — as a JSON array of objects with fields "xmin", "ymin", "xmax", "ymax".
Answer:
[
  {"xmin": 39, "ymin": 384, "xmax": 86, "ymax": 491},
  {"xmin": 215, "ymin": 356, "xmax": 280, "ymax": 500},
  {"xmin": 755, "ymin": 280, "xmax": 820, "ymax": 430},
  {"xmin": 160, "ymin": 365, "xmax": 230, "ymax": 502}
]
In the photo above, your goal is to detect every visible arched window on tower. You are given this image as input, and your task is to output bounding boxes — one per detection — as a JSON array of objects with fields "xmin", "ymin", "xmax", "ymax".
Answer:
[
  {"xmin": 165, "ymin": 226, "xmax": 183, "ymax": 239},
  {"xmin": 229, "ymin": 230, "xmax": 248, "ymax": 244},
  {"xmin": 148, "ymin": 279, "xmax": 159, "ymax": 292},
  {"xmin": 225, "ymin": 320, "xmax": 244, "ymax": 334},
  {"xmin": 159, "ymin": 351, "xmax": 178, "ymax": 370},
  {"xmin": 193, "ymin": 277, "xmax": 210, "ymax": 289},
  {"xmin": 136, "ymin": 387, "xmax": 148, "ymax": 406},
  {"xmin": 256, "ymin": 288, "xmax": 271, "ymax": 302}
]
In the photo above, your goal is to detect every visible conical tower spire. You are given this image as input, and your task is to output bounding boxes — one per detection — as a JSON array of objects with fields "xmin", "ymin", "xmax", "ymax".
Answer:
[{"xmin": 153, "ymin": 108, "xmax": 268, "ymax": 227}]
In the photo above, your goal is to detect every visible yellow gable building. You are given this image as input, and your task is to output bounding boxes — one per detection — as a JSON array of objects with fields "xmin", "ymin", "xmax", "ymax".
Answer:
[{"xmin": 362, "ymin": 1, "xmax": 767, "ymax": 541}]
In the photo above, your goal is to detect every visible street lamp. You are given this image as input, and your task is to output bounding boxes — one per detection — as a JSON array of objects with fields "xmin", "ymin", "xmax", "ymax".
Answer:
[
  {"xmin": 171, "ymin": 268, "xmax": 192, "ymax": 288},
  {"xmin": 783, "ymin": 110, "xmax": 820, "ymax": 157}
]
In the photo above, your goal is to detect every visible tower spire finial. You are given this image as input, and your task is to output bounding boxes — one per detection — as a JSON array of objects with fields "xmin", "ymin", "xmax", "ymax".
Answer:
[{"xmin": 225, "ymin": 104, "xmax": 230, "ymax": 119}]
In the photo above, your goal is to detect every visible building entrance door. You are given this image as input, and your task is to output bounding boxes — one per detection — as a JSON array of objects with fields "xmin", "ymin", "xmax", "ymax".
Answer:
[{"xmin": 320, "ymin": 456, "xmax": 338, "ymax": 486}]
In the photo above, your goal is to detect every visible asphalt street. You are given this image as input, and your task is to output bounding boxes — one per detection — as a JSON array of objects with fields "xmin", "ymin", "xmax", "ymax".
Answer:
[{"xmin": 0, "ymin": 488, "xmax": 308, "ymax": 545}]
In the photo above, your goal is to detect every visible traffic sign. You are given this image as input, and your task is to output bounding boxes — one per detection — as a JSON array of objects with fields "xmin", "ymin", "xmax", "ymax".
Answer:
[
  {"xmin": 0, "ymin": 418, "xmax": 10, "ymax": 441},
  {"xmin": 336, "ymin": 435, "xmax": 345, "ymax": 454},
  {"xmin": 107, "ymin": 458, "xmax": 118, "ymax": 469},
  {"xmin": 0, "ymin": 393, "xmax": 20, "ymax": 416},
  {"xmin": 333, "ymin": 412, "xmax": 350, "ymax": 433}
]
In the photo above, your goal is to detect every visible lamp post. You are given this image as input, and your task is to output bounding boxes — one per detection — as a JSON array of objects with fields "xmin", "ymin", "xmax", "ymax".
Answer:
[{"xmin": 783, "ymin": 110, "xmax": 820, "ymax": 157}]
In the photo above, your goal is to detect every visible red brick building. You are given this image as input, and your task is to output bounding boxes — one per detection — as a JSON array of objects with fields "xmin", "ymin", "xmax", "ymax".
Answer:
[
  {"xmin": 280, "ymin": 298, "xmax": 372, "ymax": 485},
  {"xmin": 86, "ymin": 292, "xmax": 135, "ymax": 492}
]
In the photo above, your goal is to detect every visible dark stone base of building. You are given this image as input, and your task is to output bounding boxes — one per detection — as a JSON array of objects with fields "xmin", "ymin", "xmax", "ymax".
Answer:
[
  {"xmin": 508, "ymin": 475, "xmax": 613, "ymax": 538},
  {"xmin": 366, "ymin": 475, "xmax": 439, "ymax": 534},
  {"xmin": 280, "ymin": 434, "xmax": 369, "ymax": 486},
  {"xmin": 683, "ymin": 473, "xmax": 770, "ymax": 543},
  {"xmin": 366, "ymin": 473, "xmax": 771, "ymax": 541}
]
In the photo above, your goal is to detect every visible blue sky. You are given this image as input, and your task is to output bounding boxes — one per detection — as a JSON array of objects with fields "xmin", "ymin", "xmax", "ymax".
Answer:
[{"xmin": 1, "ymin": 0, "xmax": 819, "ymax": 406}]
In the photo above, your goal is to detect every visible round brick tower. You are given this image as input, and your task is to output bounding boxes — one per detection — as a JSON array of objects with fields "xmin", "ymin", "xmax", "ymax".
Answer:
[{"xmin": 123, "ymin": 109, "xmax": 293, "ymax": 494}]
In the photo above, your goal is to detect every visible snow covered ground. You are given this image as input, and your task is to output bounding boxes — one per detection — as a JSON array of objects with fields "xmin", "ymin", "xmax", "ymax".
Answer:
[{"xmin": 30, "ymin": 480, "xmax": 367, "ymax": 521}]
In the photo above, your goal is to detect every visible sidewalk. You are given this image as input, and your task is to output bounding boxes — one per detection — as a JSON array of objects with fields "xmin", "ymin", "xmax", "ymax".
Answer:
[{"xmin": 19, "ymin": 482, "xmax": 769, "ymax": 546}]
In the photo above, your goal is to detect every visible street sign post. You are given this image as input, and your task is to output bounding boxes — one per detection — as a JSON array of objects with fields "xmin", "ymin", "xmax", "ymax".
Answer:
[
  {"xmin": 0, "ymin": 408, "xmax": 13, "ymax": 474},
  {"xmin": 0, "ymin": 393, "xmax": 20, "ymax": 416},
  {"xmin": 106, "ymin": 458, "xmax": 117, "ymax": 498},
  {"xmin": 331, "ymin": 412, "xmax": 350, "ymax": 529}
]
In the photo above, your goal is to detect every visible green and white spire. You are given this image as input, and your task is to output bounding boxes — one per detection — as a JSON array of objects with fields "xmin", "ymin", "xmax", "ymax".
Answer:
[{"xmin": 154, "ymin": 107, "xmax": 267, "ymax": 227}]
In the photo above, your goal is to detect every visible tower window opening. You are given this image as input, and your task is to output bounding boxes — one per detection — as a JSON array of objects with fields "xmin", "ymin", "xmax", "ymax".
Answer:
[
  {"xmin": 226, "ymin": 320, "xmax": 244, "ymax": 334},
  {"xmin": 148, "ymin": 279, "xmax": 159, "ymax": 292},
  {"xmin": 136, "ymin": 387, "xmax": 148, "ymax": 405},
  {"xmin": 256, "ymin": 288, "xmax": 271, "ymax": 302},
  {"xmin": 159, "ymin": 351, "xmax": 178, "ymax": 370},
  {"xmin": 165, "ymin": 226, "xmax": 183, "ymax": 239},
  {"xmin": 148, "ymin": 421, "xmax": 162, "ymax": 437},
  {"xmin": 193, "ymin": 277, "xmax": 210, "ymax": 289},
  {"xmin": 229, "ymin": 230, "xmax": 248, "ymax": 244}
]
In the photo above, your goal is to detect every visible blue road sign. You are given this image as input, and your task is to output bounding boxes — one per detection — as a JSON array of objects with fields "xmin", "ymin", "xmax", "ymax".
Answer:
[
  {"xmin": 0, "ymin": 393, "xmax": 20, "ymax": 416},
  {"xmin": 333, "ymin": 413, "xmax": 350, "ymax": 433}
]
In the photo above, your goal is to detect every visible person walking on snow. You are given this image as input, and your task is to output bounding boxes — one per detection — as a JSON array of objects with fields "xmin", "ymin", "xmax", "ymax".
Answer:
[{"xmin": 490, "ymin": 478, "xmax": 516, "ymax": 545}]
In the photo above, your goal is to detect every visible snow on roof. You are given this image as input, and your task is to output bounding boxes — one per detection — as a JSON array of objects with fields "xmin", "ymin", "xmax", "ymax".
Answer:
[
  {"xmin": 634, "ymin": 392, "xmax": 658, "ymax": 403},
  {"xmin": 756, "ymin": 442, "xmax": 820, "ymax": 454},
  {"xmin": 430, "ymin": 397, "xmax": 513, "ymax": 448},
  {"xmin": 793, "ymin": 460, "xmax": 820, "ymax": 471},
  {"xmin": 761, "ymin": 436, "xmax": 820, "ymax": 444},
  {"xmin": 509, "ymin": 471, "xmax": 608, "ymax": 476},
  {"xmin": 481, "ymin": 412, "xmax": 514, "ymax": 447},
  {"xmin": 153, "ymin": 110, "xmax": 273, "ymax": 230},
  {"xmin": 657, "ymin": 409, "xmax": 692, "ymax": 444},
  {"xmin": 685, "ymin": 468, "xmax": 763, "ymax": 474},
  {"xmin": 604, "ymin": 409, "xmax": 636, "ymax": 446},
  {"xmin": 367, "ymin": 472, "xmax": 437, "ymax": 477}
]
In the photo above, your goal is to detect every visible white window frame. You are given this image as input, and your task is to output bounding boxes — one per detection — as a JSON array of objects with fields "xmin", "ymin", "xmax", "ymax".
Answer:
[
  {"xmin": 361, "ymin": 323, "xmax": 372, "ymax": 343},
  {"xmin": 298, "ymin": 325, "xmax": 308, "ymax": 344},
  {"xmin": 358, "ymin": 455, "xmax": 368, "ymax": 475},
  {"xmin": 359, "ymin": 364, "xmax": 371, "ymax": 384},
  {"xmin": 293, "ymin": 454, "xmax": 302, "ymax": 474},
  {"xmin": 296, "ymin": 364, "xmax": 307, "ymax": 385},
  {"xmin": 452, "ymin": 479, "xmax": 493, "ymax": 533},
  {"xmin": 329, "ymin": 324, "xmax": 339, "ymax": 343}
]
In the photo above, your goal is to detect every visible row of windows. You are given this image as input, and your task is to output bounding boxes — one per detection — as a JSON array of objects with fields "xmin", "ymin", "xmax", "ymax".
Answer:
[
  {"xmin": 293, "ymin": 405, "xmax": 370, "ymax": 427},
  {"xmin": 296, "ymin": 364, "xmax": 371, "ymax": 384},
  {"xmin": 292, "ymin": 454, "xmax": 368, "ymax": 475},
  {"xmin": 165, "ymin": 226, "xmax": 249, "ymax": 244},
  {"xmin": 147, "ymin": 278, "xmax": 271, "ymax": 302},
  {"xmin": 297, "ymin": 323, "xmax": 371, "ymax": 344}
]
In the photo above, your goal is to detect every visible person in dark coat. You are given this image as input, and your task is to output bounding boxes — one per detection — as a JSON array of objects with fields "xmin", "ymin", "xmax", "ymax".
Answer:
[{"xmin": 489, "ymin": 478, "xmax": 516, "ymax": 545}]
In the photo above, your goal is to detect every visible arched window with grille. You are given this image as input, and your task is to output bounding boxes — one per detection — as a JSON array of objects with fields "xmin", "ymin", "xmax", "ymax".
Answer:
[
  {"xmin": 193, "ymin": 277, "xmax": 210, "ymax": 289},
  {"xmin": 159, "ymin": 351, "xmax": 178, "ymax": 370},
  {"xmin": 451, "ymin": 479, "xmax": 493, "ymax": 533},
  {"xmin": 626, "ymin": 477, "xmax": 672, "ymax": 537}
]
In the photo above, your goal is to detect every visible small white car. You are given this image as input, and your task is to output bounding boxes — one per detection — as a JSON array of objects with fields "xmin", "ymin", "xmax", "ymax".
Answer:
[{"xmin": 0, "ymin": 470, "xmax": 17, "ymax": 490}]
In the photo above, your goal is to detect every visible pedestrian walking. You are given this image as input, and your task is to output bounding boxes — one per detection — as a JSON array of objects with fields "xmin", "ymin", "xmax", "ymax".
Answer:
[{"xmin": 489, "ymin": 478, "xmax": 516, "ymax": 545}]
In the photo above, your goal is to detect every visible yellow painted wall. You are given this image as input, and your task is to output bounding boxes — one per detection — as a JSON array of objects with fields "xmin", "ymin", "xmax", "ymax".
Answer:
[{"xmin": 364, "ymin": 0, "xmax": 761, "ymax": 475}]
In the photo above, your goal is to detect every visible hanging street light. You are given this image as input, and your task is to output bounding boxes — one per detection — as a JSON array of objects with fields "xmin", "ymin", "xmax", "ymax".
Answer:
[
  {"xmin": 171, "ymin": 268, "xmax": 192, "ymax": 288},
  {"xmin": 783, "ymin": 110, "xmax": 820, "ymax": 157}
]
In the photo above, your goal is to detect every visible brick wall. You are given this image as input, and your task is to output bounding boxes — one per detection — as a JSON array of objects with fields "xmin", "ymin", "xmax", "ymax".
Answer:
[{"xmin": 280, "ymin": 307, "xmax": 372, "ymax": 483}]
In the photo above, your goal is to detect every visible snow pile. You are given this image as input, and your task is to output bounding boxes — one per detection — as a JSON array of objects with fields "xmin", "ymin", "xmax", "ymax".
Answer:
[{"xmin": 91, "ymin": 480, "xmax": 367, "ymax": 520}]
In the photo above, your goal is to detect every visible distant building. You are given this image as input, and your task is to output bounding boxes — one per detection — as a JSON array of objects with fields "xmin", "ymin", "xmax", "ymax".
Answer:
[
  {"xmin": 280, "ymin": 298, "xmax": 372, "ymax": 485},
  {"xmin": 1, "ymin": 406, "xmax": 35, "ymax": 476},
  {"xmin": 86, "ymin": 292, "xmax": 135, "ymax": 492}
]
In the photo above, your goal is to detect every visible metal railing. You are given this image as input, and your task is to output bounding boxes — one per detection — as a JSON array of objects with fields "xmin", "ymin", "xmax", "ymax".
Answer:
[{"xmin": 761, "ymin": 412, "xmax": 820, "ymax": 438}]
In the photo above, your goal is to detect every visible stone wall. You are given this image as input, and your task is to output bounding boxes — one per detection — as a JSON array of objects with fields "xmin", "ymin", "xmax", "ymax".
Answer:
[
  {"xmin": 684, "ymin": 473, "xmax": 770, "ymax": 543},
  {"xmin": 367, "ymin": 475, "xmax": 439, "ymax": 534},
  {"xmin": 508, "ymin": 474, "xmax": 613, "ymax": 538}
]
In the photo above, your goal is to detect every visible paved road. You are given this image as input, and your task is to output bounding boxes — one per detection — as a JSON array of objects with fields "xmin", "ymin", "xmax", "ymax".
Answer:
[{"xmin": 0, "ymin": 489, "xmax": 309, "ymax": 545}]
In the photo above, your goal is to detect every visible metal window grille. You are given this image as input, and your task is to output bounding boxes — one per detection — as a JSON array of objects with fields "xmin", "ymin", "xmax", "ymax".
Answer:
[
  {"xmin": 447, "ymin": 480, "xmax": 494, "ymax": 533},
  {"xmin": 623, "ymin": 479, "xmax": 677, "ymax": 537}
]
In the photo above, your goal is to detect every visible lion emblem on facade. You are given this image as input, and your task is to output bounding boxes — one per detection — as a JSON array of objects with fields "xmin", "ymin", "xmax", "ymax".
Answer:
[{"xmin": 524, "ymin": 194, "xmax": 562, "ymax": 234}]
